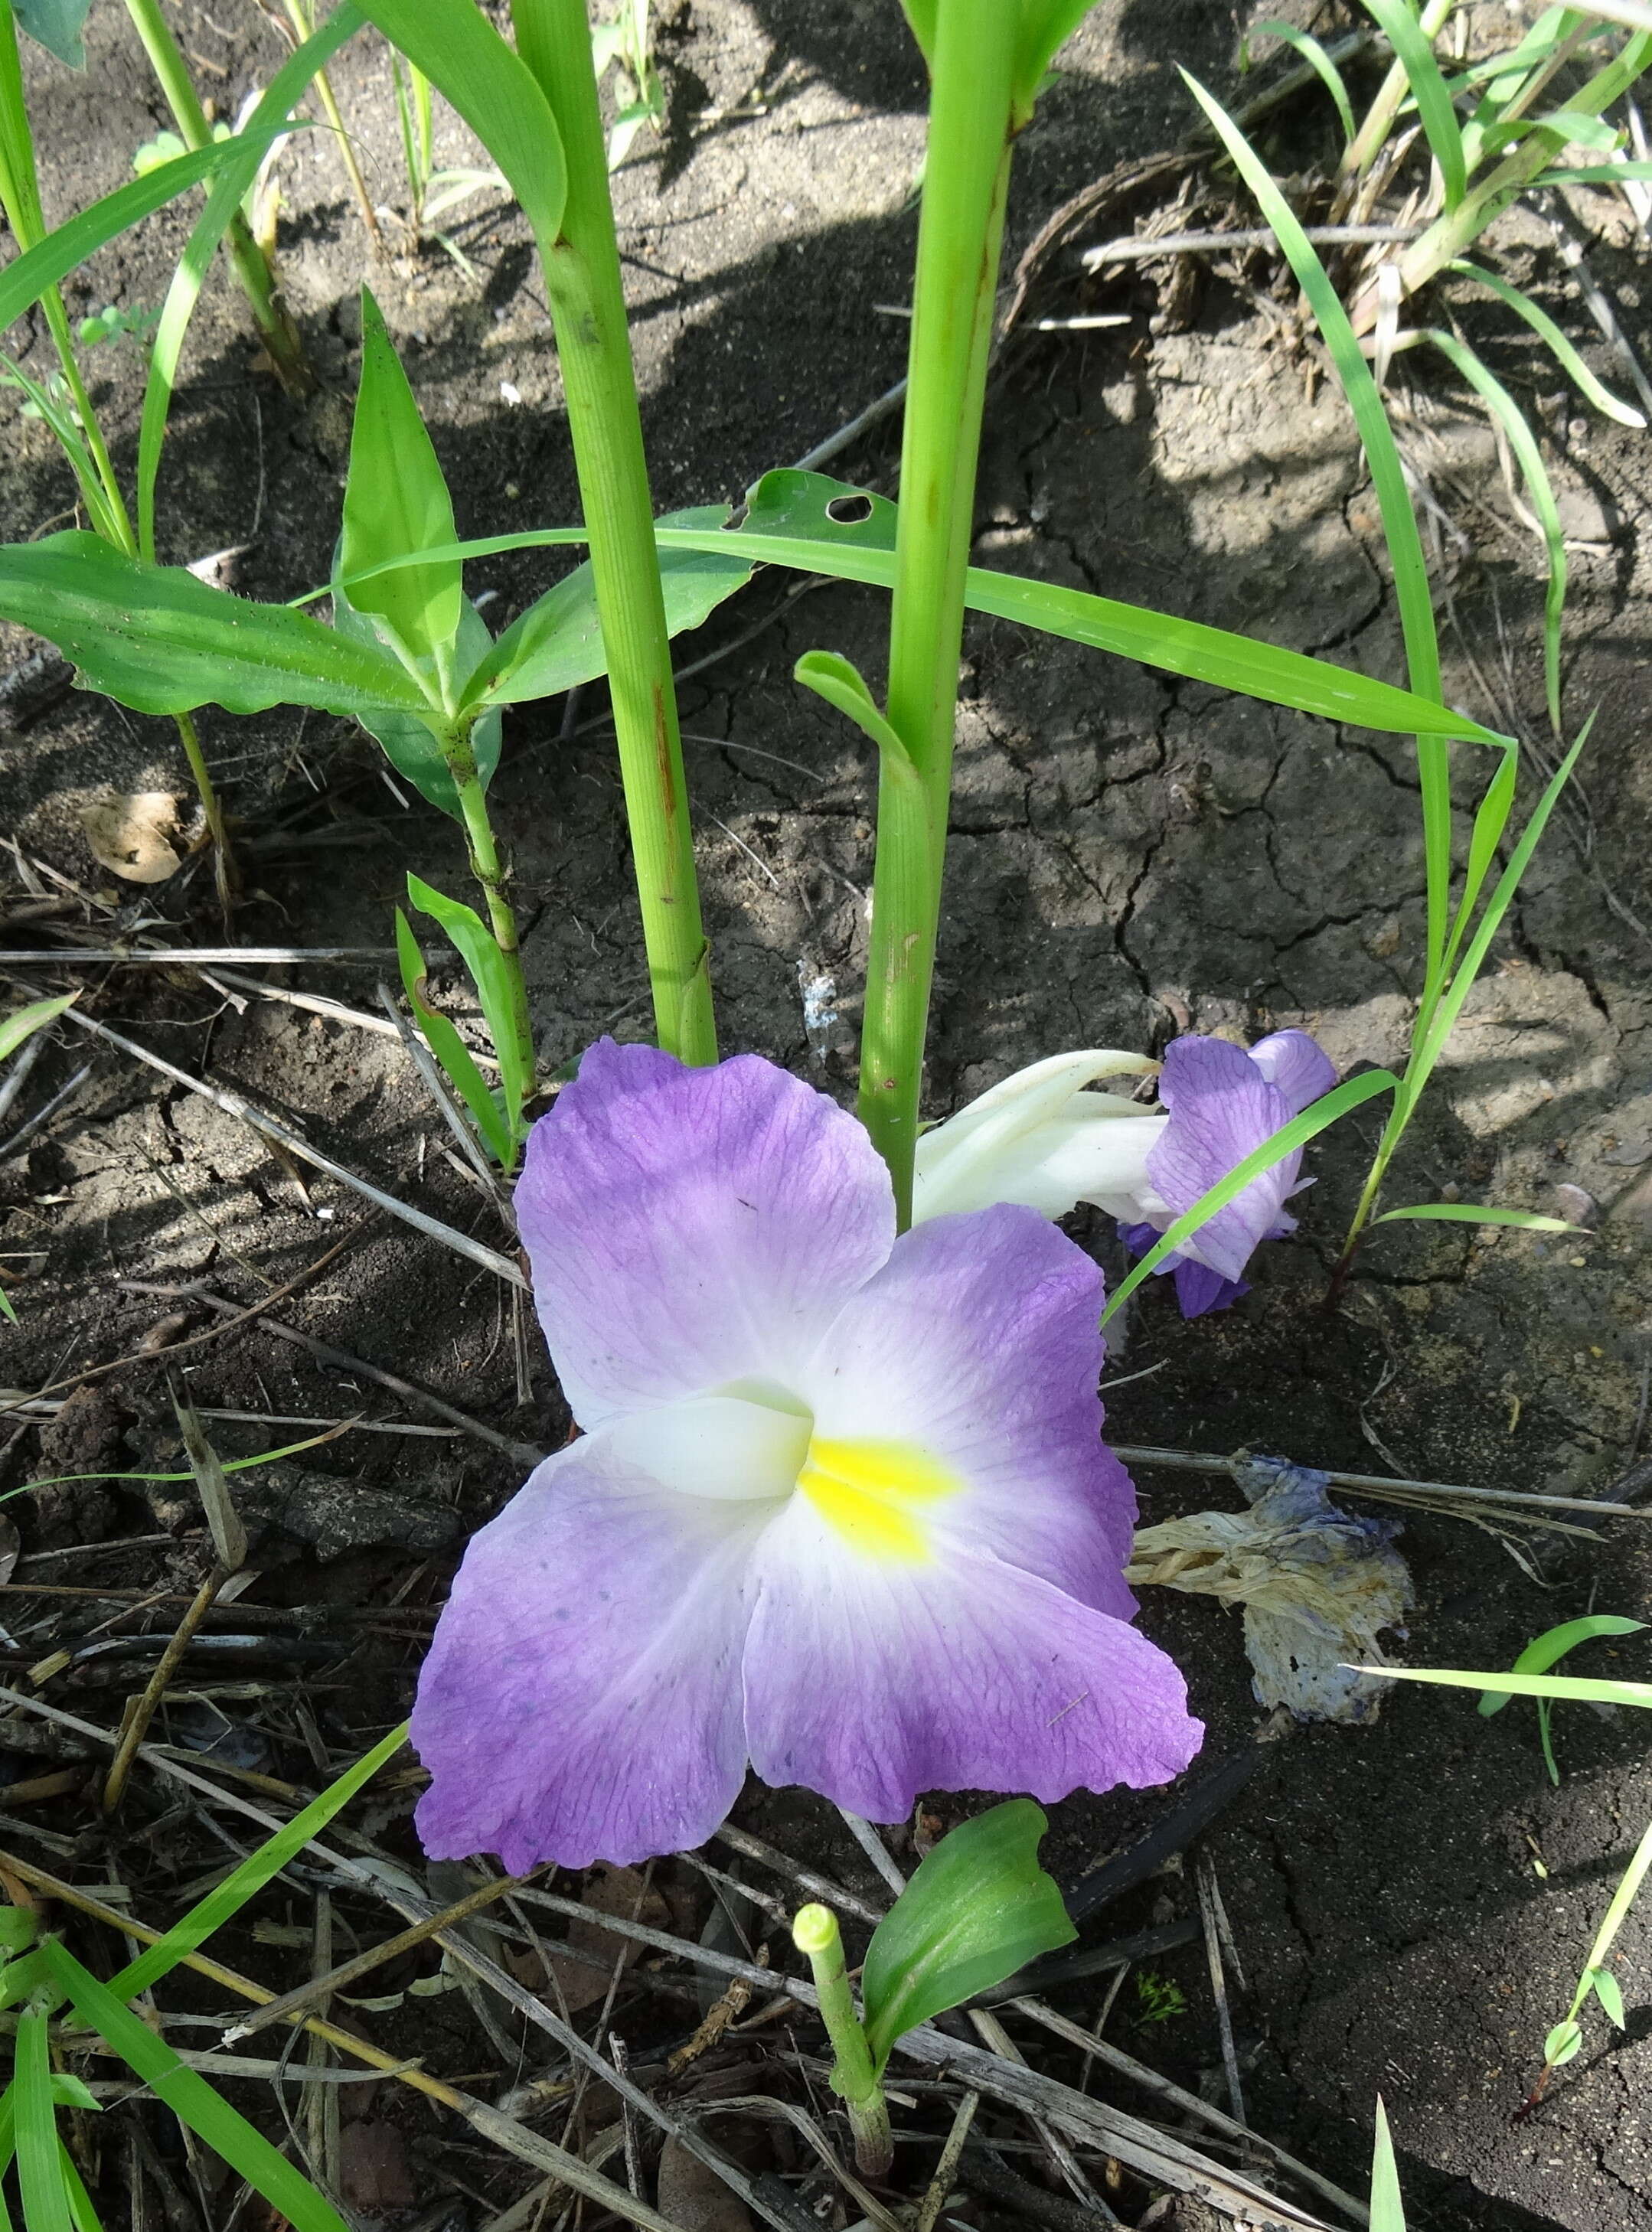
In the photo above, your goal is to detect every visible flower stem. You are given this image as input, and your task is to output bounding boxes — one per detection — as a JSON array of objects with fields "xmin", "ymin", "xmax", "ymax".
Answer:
[
  {"xmin": 858, "ymin": 3, "xmax": 1018, "ymax": 1223},
  {"xmin": 122, "ymin": 0, "xmax": 313, "ymax": 396},
  {"xmin": 792, "ymin": 1904, "xmax": 893, "ymax": 2180},
  {"xmin": 508, "ymin": 0, "xmax": 716, "ymax": 1067}
]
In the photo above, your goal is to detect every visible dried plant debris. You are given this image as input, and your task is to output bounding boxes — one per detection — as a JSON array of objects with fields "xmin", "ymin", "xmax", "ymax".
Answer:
[
  {"xmin": 1128, "ymin": 1457, "xmax": 1413, "ymax": 1723},
  {"xmin": 78, "ymin": 790, "xmax": 196, "ymax": 883}
]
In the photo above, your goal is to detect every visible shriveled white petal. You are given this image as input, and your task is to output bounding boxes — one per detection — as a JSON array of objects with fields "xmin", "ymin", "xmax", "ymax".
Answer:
[
  {"xmin": 913, "ymin": 1050, "xmax": 1163, "ymax": 1223},
  {"xmin": 604, "ymin": 1393, "xmax": 810, "ymax": 1502}
]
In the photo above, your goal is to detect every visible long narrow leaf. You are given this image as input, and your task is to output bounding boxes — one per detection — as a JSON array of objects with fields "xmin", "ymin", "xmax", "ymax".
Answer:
[
  {"xmin": 136, "ymin": 5, "xmax": 361, "ymax": 558},
  {"xmin": 1372, "ymin": 1200, "xmax": 1577, "ymax": 1231},
  {"xmin": 42, "ymin": 1943, "xmax": 351, "ymax": 2232},
  {"xmin": 0, "ymin": 990, "xmax": 74, "ymax": 1064},
  {"xmin": 105, "ymin": 1721, "xmax": 407, "ymax": 2001},
  {"xmin": 406, "ymin": 876, "xmax": 530, "ymax": 1138},
  {"xmin": 1370, "ymin": 2100, "xmax": 1406, "ymax": 2231},
  {"xmin": 1362, "ymin": 0, "xmax": 1468, "ymax": 207},
  {"xmin": 1246, "ymin": 19, "xmax": 1356, "ymax": 145},
  {"xmin": 14, "ymin": 2012, "xmax": 71, "ymax": 2232},
  {"xmin": 1101, "ymin": 1069, "xmax": 1400, "ymax": 1324},
  {"xmin": 352, "ymin": 0, "xmax": 566, "ymax": 250},
  {"xmin": 1366, "ymin": 1667, "xmax": 1652, "ymax": 1706},
  {"xmin": 1443, "ymin": 736, "xmax": 1517, "ymax": 979},
  {"xmin": 1450, "ymin": 259, "xmax": 1644, "ymax": 429},
  {"xmin": 1185, "ymin": 73, "xmax": 1454, "ymax": 993},
  {"xmin": 1477, "ymin": 1614, "xmax": 1646, "ymax": 1714},
  {"xmin": 1428, "ymin": 328, "xmax": 1565, "ymax": 732},
  {"xmin": 396, "ymin": 909, "xmax": 512, "ymax": 1166}
]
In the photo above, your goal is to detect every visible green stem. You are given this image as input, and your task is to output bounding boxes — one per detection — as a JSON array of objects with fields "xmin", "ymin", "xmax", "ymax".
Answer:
[
  {"xmin": 509, "ymin": 0, "xmax": 715, "ymax": 1066},
  {"xmin": 450, "ymin": 731, "xmax": 535, "ymax": 1118},
  {"xmin": 122, "ymin": 0, "xmax": 313, "ymax": 395},
  {"xmin": 792, "ymin": 1904, "xmax": 893, "ymax": 2180},
  {"xmin": 858, "ymin": 2, "xmax": 1017, "ymax": 1223},
  {"xmin": 175, "ymin": 707, "xmax": 236, "ymax": 914},
  {"xmin": 1338, "ymin": 0, "xmax": 1455, "ymax": 191}
]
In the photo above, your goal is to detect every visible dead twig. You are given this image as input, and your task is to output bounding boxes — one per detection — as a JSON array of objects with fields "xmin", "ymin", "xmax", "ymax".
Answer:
[{"xmin": 102, "ymin": 1570, "xmax": 225, "ymax": 1811}]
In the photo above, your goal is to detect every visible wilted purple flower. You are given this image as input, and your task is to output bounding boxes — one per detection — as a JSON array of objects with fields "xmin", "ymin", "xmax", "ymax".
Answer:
[
  {"xmin": 910, "ymin": 1031, "xmax": 1336, "ymax": 1319},
  {"xmin": 413, "ymin": 1040, "xmax": 1201, "ymax": 1871}
]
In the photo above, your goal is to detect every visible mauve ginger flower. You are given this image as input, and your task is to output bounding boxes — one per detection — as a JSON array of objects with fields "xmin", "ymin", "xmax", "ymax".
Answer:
[
  {"xmin": 413, "ymin": 1039, "xmax": 1201, "ymax": 1871},
  {"xmin": 913, "ymin": 1030, "xmax": 1336, "ymax": 1317}
]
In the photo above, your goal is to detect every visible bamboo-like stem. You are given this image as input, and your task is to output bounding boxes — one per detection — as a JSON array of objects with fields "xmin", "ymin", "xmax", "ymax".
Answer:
[
  {"xmin": 122, "ymin": 0, "xmax": 312, "ymax": 393},
  {"xmin": 508, "ymin": 0, "xmax": 715, "ymax": 1065},
  {"xmin": 792, "ymin": 1904, "xmax": 893, "ymax": 2179},
  {"xmin": 857, "ymin": 2, "xmax": 1017, "ymax": 1222}
]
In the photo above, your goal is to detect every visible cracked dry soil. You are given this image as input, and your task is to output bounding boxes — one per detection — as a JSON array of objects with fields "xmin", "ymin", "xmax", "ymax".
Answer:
[{"xmin": 2, "ymin": 2, "xmax": 1652, "ymax": 2227}]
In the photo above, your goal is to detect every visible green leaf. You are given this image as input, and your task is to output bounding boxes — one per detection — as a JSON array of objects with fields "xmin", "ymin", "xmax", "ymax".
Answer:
[
  {"xmin": 1373, "ymin": 1201, "xmax": 1580, "ymax": 1232},
  {"xmin": 342, "ymin": 287, "xmax": 462, "ymax": 670},
  {"xmin": 397, "ymin": 909, "xmax": 513, "ymax": 1167},
  {"xmin": 1183, "ymin": 72, "xmax": 1454, "ymax": 996},
  {"xmin": 1450, "ymin": 259, "xmax": 1643, "ymax": 429},
  {"xmin": 1370, "ymin": 1666, "xmax": 1652, "ymax": 1708},
  {"xmin": 13, "ymin": 0, "xmax": 90, "ymax": 67},
  {"xmin": 14, "ymin": 2012, "xmax": 70, "ymax": 2232},
  {"xmin": 405, "ymin": 875, "xmax": 531, "ymax": 1141},
  {"xmin": 1370, "ymin": 2099, "xmax": 1407, "ymax": 2232},
  {"xmin": 1101, "ymin": 1069, "xmax": 1400, "ymax": 1325},
  {"xmin": 103, "ymin": 1722, "xmax": 408, "ymax": 2002},
  {"xmin": 352, "ymin": 0, "xmax": 566, "ymax": 250},
  {"xmin": 860, "ymin": 1800, "xmax": 1076, "ymax": 2074},
  {"xmin": 45, "ymin": 2077, "xmax": 98, "ymax": 2115},
  {"xmin": 1545, "ymin": 2016, "xmax": 1584, "ymax": 2067},
  {"xmin": 793, "ymin": 650, "xmax": 917, "ymax": 776},
  {"xmin": 54, "ymin": 2141, "xmax": 104, "ymax": 2232},
  {"xmin": 466, "ymin": 504, "xmax": 754, "ymax": 710},
  {"xmin": 1588, "ymin": 1966, "xmax": 1627, "ymax": 2027},
  {"xmin": 40, "ymin": 1941, "xmax": 351, "ymax": 2232},
  {"xmin": 136, "ymin": 5, "xmax": 360, "ymax": 559},
  {"xmin": 1361, "ymin": 0, "xmax": 1468, "ymax": 208},
  {"xmin": 899, "ymin": 0, "xmax": 936, "ymax": 64},
  {"xmin": 0, "ymin": 532, "xmax": 426, "ymax": 718},
  {"xmin": 1477, "ymin": 1615, "xmax": 1646, "ymax": 1716},
  {"xmin": 0, "ymin": 991, "xmax": 74, "ymax": 1065},
  {"xmin": 1014, "ymin": 2, "xmax": 1092, "ymax": 113},
  {"xmin": 331, "ymin": 584, "xmax": 497, "ymax": 816},
  {"xmin": 1428, "ymin": 328, "xmax": 1565, "ymax": 733},
  {"xmin": 1245, "ymin": 18, "xmax": 1356, "ymax": 145}
]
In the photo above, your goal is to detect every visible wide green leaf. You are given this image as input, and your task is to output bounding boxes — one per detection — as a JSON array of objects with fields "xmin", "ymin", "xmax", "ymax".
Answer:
[
  {"xmin": 342, "ymin": 287, "xmax": 462, "ymax": 667},
  {"xmin": 860, "ymin": 1800, "xmax": 1075, "ymax": 2074},
  {"xmin": 104, "ymin": 1722, "xmax": 407, "ymax": 2002},
  {"xmin": 352, "ymin": 0, "xmax": 566, "ymax": 250},
  {"xmin": 340, "ymin": 592, "xmax": 501, "ymax": 817},
  {"xmin": 0, "ymin": 533, "xmax": 426, "ymax": 717},
  {"xmin": 40, "ymin": 1941, "xmax": 351, "ymax": 2232},
  {"xmin": 465, "ymin": 504, "xmax": 753, "ymax": 710},
  {"xmin": 137, "ymin": 6, "xmax": 361, "ymax": 557},
  {"xmin": 13, "ymin": 0, "xmax": 90, "ymax": 67}
]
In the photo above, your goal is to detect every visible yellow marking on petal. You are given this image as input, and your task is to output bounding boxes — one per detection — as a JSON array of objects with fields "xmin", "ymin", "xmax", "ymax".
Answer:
[{"xmin": 795, "ymin": 1437, "xmax": 960, "ymax": 1563}]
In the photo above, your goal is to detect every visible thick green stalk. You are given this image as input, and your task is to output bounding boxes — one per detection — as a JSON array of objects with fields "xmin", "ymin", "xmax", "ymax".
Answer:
[
  {"xmin": 858, "ymin": 2, "xmax": 1017, "ymax": 1222},
  {"xmin": 122, "ymin": 0, "xmax": 312, "ymax": 394},
  {"xmin": 510, "ymin": 0, "xmax": 715, "ymax": 1065},
  {"xmin": 792, "ymin": 1904, "xmax": 892, "ymax": 2179}
]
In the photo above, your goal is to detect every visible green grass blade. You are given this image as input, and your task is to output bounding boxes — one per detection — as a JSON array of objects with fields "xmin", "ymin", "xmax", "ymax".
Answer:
[
  {"xmin": 135, "ymin": 5, "xmax": 359, "ymax": 559},
  {"xmin": 1428, "ymin": 327, "xmax": 1565, "ymax": 732},
  {"xmin": 104, "ymin": 1721, "xmax": 407, "ymax": 2001},
  {"xmin": 1361, "ymin": 0, "xmax": 1468, "ymax": 208},
  {"xmin": 1246, "ymin": 19, "xmax": 1356, "ymax": 145},
  {"xmin": 1478, "ymin": 1614, "xmax": 1646, "ymax": 1714},
  {"xmin": 1450, "ymin": 259, "xmax": 1644, "ymax": 429},
  {"xmin": 14, "ymin": 2012, "xmax": 71, "ymax": 2232},
  {"xmin": 1416, "ymin": 725, "xmax": 1586, "ymax": 1074},
  {"xmin": 1100, "ymin": 1069, "xmax": 1399, "ymax": 1325},
  {"xmin": 1581, "ymin": 1816, "xmax": 1652, "ymax": 1978},
  {"xmin": 56, "ymin": 2141, "xmax": 106, "ymax": 2232},
  {"xmin": 1366, "ymin": 1666, "xmax": 1652, "ymax": 1707},
  {"xmin": 405, "ymin": 876, "xmax": 531, "ymax": 1139},
  {"xmin": 396, "ymin": 908, "xmax": 513, "ymax": 1165},
  {"xmin": 1533, "ymin": 161, "xmax": 1652, "ymax": 183},
  {"xmin": 1178, "ymin": 78, "xmax": 1454, "ymax": 984},
  {"xmin": 1442, "ymin": 737, "xmax": 1517, "ymax": 978},
  {"xmin": 353, "ymin": 0, "xmax": 566, "ymax": 251},
  {"xmin": 1370, "ymin": 2099, "xmax": 1406, "ymax": 2231},
  {"xmin": 1372, "ymin": 1200, "xmax": 1577, "ymax": 1231},
  {"xmin": 0, "ymin": 990, "xmax": 74, "ymax": 1064},
  {"xmin": 41, "ymin": 1942, "xmax": 350, "ymax": 2232}
]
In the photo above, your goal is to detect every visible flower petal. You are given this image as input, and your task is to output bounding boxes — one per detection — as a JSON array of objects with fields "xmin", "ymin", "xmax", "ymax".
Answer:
[
  {"xmin": 802, "ymin": 1206, "xmax": 1138, "ymax": 1614},
  {"xmin": 514, "ymin": 1040, "xmax": 894, "ymax": 1426},
  {"xmin": 913, "ymin": 1051, "xmax": 1159, "ymax": 1222},
  {"xmin": 743, "ymin": 1507, "xmax": 1203, "ymax": 1822},
  {"xmin": 1248, "ymin": 1029, "xmax": 1337, "ymax": 1115},
  {"xmin": 1144, "ymin": 1036, "xmax": 1302, "ymax": 1283},
  {"xmin": 413, "ymin": 1437, "xmax": 763, "ymax": 1870}
]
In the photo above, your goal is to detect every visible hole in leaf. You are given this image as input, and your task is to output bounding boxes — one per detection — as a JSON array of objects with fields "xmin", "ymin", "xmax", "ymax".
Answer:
[{"xmin": 825, "ymin": 493, "xmax": 875, "ymax": 524}]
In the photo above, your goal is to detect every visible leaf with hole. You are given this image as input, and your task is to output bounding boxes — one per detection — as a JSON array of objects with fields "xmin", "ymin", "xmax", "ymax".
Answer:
[{"xmin": 859, "ymin": 1800, "xmax": 1075, "ymax": 2074}]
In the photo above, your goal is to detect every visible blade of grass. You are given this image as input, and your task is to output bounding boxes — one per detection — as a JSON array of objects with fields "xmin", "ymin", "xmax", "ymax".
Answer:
[
  {"xmin": 1246, "ymin": 18, "xmax": 1357, "ymax": 145},
  {"xmin": 1101, "ymin": 1068, "xmax": 1399, "ymax": 1324},
  {"xmin": 1428, "ymin": 326, "xmax": 1565, "ymax": 732},
  {"xmin": 1365, "ymin": 1667, "xmax": 1652, "ymax": 1705},
  {"xmin": 1370, "ymin": 2100, "xmax": 1406, "ymax": 2230},
  {"xmin": 1361, "ymin": 0, "xmax": 1468, "ymax": 208},
  {"xmin": 14, "ymin": 2010, "xmax": 71, "ymax": 2232},
  {"xmin": 1449, "ymin": 258, "xmax": 1644, "ymax": 427},
  {"xmin": 1371, "ymin": 1201, "xmax": 1578, "ymax": 1229},
  {"xmin": 1478, "ymin": 1614, "xmax": 1646, "ymax": 1714}
]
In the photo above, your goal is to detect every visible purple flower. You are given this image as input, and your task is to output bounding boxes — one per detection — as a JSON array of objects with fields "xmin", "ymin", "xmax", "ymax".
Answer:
[
  {"xmin": 1119, "ymin": 1030, "xmax": 1337, "ymax": 1317},
  {"xmin": 412, "ymin": 1039, "xmax": 1201, "ymax": 1871}
]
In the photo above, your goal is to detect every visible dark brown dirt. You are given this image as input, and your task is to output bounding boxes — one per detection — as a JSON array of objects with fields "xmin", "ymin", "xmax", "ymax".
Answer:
[{"xmin": 2, "ymin": 4, "xmax": 1652, "ymax": 2229}]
